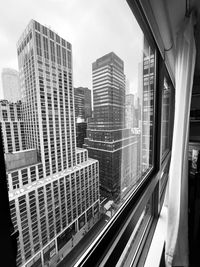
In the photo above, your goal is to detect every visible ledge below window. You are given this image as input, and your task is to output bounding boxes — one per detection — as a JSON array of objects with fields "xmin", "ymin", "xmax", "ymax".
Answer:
[{"xmin": 144, "ymin": 204, "xmax": 167, "ymax": 267}]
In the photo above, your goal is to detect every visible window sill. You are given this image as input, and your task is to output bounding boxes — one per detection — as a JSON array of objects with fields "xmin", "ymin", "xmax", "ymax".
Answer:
[{"xmin": 144, "ymin": 203, "xmax": 167, "ymax": 267}]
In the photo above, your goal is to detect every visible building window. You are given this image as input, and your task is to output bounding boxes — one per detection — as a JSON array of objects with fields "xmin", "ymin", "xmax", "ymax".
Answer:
[
  {"xmin": 43, "ymin": 36, "xmax": 49, "ymax": 60},
  {"xmin": 21, "ymin": 169, "xmax": 28, "ymax": 185},
  {"xmin": 56, "ymin": 44, "xmax": 61, "ymax": 65},
  {"xmin": 35, "ymin": 32, "xmax": 42, "ymax": 56},
  {"xmin": 2, "ymin": 110, "xmax": 8, "ymax": 120}
]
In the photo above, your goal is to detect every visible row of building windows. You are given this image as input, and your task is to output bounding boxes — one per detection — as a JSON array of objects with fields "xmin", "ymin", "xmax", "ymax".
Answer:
[
  {"xmin": 34, "ymin": 20, "xmax": 71, "ymax": 50},
  {"xmin": 35, "ymin": 31, "xmax": 72, "ymax": 68},
  {"xmin": 0, "ymin": 103, "xmax": 22, "ymax": 121},
  {"xmin": 9, "ymin": 161, "xmax": 98, "ymax": 265},
  {"xmin": 8, "ymin": 164, "xmax": 43, "ymax": 191},
  {"xmin": 1, "ymin": 121, "xmax": 25, "ymax": 153}
]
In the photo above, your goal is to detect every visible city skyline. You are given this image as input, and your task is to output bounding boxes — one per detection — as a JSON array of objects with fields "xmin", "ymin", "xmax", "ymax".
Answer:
[
  {"xmin": 0, "ymin": 1, "xmax": 177, "ymax": 266},
  {"xmin": 0, "ymin": 4, "xmax": 150, "ymax": 265},
  {"xmin": 0, "ymin": 0, "xmax": 143, "ymax": 99}
]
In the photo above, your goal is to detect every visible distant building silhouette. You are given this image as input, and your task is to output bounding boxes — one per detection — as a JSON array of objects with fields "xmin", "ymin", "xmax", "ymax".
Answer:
[
  {"xmin": 74, "ymin": 87, "xmax": 92, "ymax": 122},
  {"xmin": 1, "ymin": 68, "xmax": 21, "ymax": 102},
  {"xmin": 125, "ymin": 94, "xmax": 135, "ymax": 129}
]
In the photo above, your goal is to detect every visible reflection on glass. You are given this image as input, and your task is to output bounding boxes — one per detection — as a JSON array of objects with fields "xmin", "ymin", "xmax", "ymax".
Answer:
[
  {"xmin": 161, "ymin": 77, "xmax": 171, "ymax": 157},
  {"xmin": 141, "ymin": 37, "xmax": 155, "ymax": 176},
  {"xmin": 84, "ymin": 38, "xmax": 155, "ymax": 206},
  {"xmin": 0, "ymin": 1, "xmax": 155, "ymax": 266}
]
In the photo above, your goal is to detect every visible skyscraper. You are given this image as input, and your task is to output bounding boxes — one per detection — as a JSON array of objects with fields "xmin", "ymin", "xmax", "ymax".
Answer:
[
  {"xmin": 3, "ymin": 20, "xmax": 100, "ymax": 267},
  {"xmin": 125, "ymin": 94, "xmax": 135, "ymax": 129},
  {"xmin": 90, "ymin": 52, "xmax": 126, "ymax": 130},
  {"xmin": 1, "ymin": 68, "xmax": 21, "ymax": 102},
  {"xmin": 74, "ymin": 87, "xmax": 92, "ymax": 122},
  {"xmin": 84, "ymin": 52, "xmax": 140, "ymax": 202}
]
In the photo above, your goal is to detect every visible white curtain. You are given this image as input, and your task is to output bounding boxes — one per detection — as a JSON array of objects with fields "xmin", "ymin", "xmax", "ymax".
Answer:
[{"xmin": 165, "ymin": 14, "xmax": 196, "ymax": 267}]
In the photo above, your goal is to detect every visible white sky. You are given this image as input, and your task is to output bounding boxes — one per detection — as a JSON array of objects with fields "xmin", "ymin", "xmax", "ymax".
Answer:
[{"xmin": 0, "ymin": 0, "xmax": 143, "ymax": 99}]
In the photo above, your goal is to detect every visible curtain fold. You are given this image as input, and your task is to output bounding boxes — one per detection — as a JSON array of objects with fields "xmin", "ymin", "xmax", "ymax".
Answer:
[{"xmin": 165, "ymin": 13, "xmax": 196, "ymax": 267}]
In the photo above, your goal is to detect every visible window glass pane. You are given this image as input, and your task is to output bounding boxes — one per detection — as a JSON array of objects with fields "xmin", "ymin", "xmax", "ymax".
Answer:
[{"xmin": 1, "ymin": 1, "xmax": 157, "ymax": 266}]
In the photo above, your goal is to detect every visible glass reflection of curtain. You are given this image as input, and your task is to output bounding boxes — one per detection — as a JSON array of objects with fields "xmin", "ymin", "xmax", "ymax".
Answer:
[{"xmin": 165, "ymin": 13, "xmax": 196, "ymax": 267}]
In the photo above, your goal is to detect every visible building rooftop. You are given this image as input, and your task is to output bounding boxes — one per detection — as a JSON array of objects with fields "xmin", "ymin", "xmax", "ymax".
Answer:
[{"xmin": 9, "ymin": 157, "xmax": 98, "ymax": 200}]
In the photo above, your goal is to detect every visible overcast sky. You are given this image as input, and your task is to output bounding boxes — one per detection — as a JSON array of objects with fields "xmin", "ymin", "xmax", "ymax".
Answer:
[{"xmin": 0, "ymin": 0, "xmax": 143, "ymax": 99}]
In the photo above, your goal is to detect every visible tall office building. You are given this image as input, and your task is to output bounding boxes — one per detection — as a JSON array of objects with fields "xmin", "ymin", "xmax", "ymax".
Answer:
[
  {"xmin": 74, "ymin": 87, "xmax": 92, "ymax": 122},
  {"xmin": 134, "ymin": 95, "xmax": 141, "ymax": 128},
  {"xmin": 1, "ymin": 68, "xmax": 21, "ymax": 102},
  {"xmin": 3, "ymin": 20, "xmax": 100, "ymax": 267},
  {"xmin": 91, "ymin": 52, "xmax": 126, "ymax": 130},
  {"xmin": 125, "ymin": 94, "xmax": 135, "ymax": 129},
  {"xmin": 125, "ymin": 93, "xmax": 141, "ymax": 129},
  {"xmin": 84, "ymin": 52, "xmax": 140, "ymax": 202}
]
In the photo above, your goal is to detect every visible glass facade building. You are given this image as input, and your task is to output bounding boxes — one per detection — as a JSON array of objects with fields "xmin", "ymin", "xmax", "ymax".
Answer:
[
  {"xmin": 84, "ymin": 52, "xmax": 140, "ymax": 203},
  {"xmin": 74, "ymin": 87, "xmax": 92, "ymax": 122}
]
